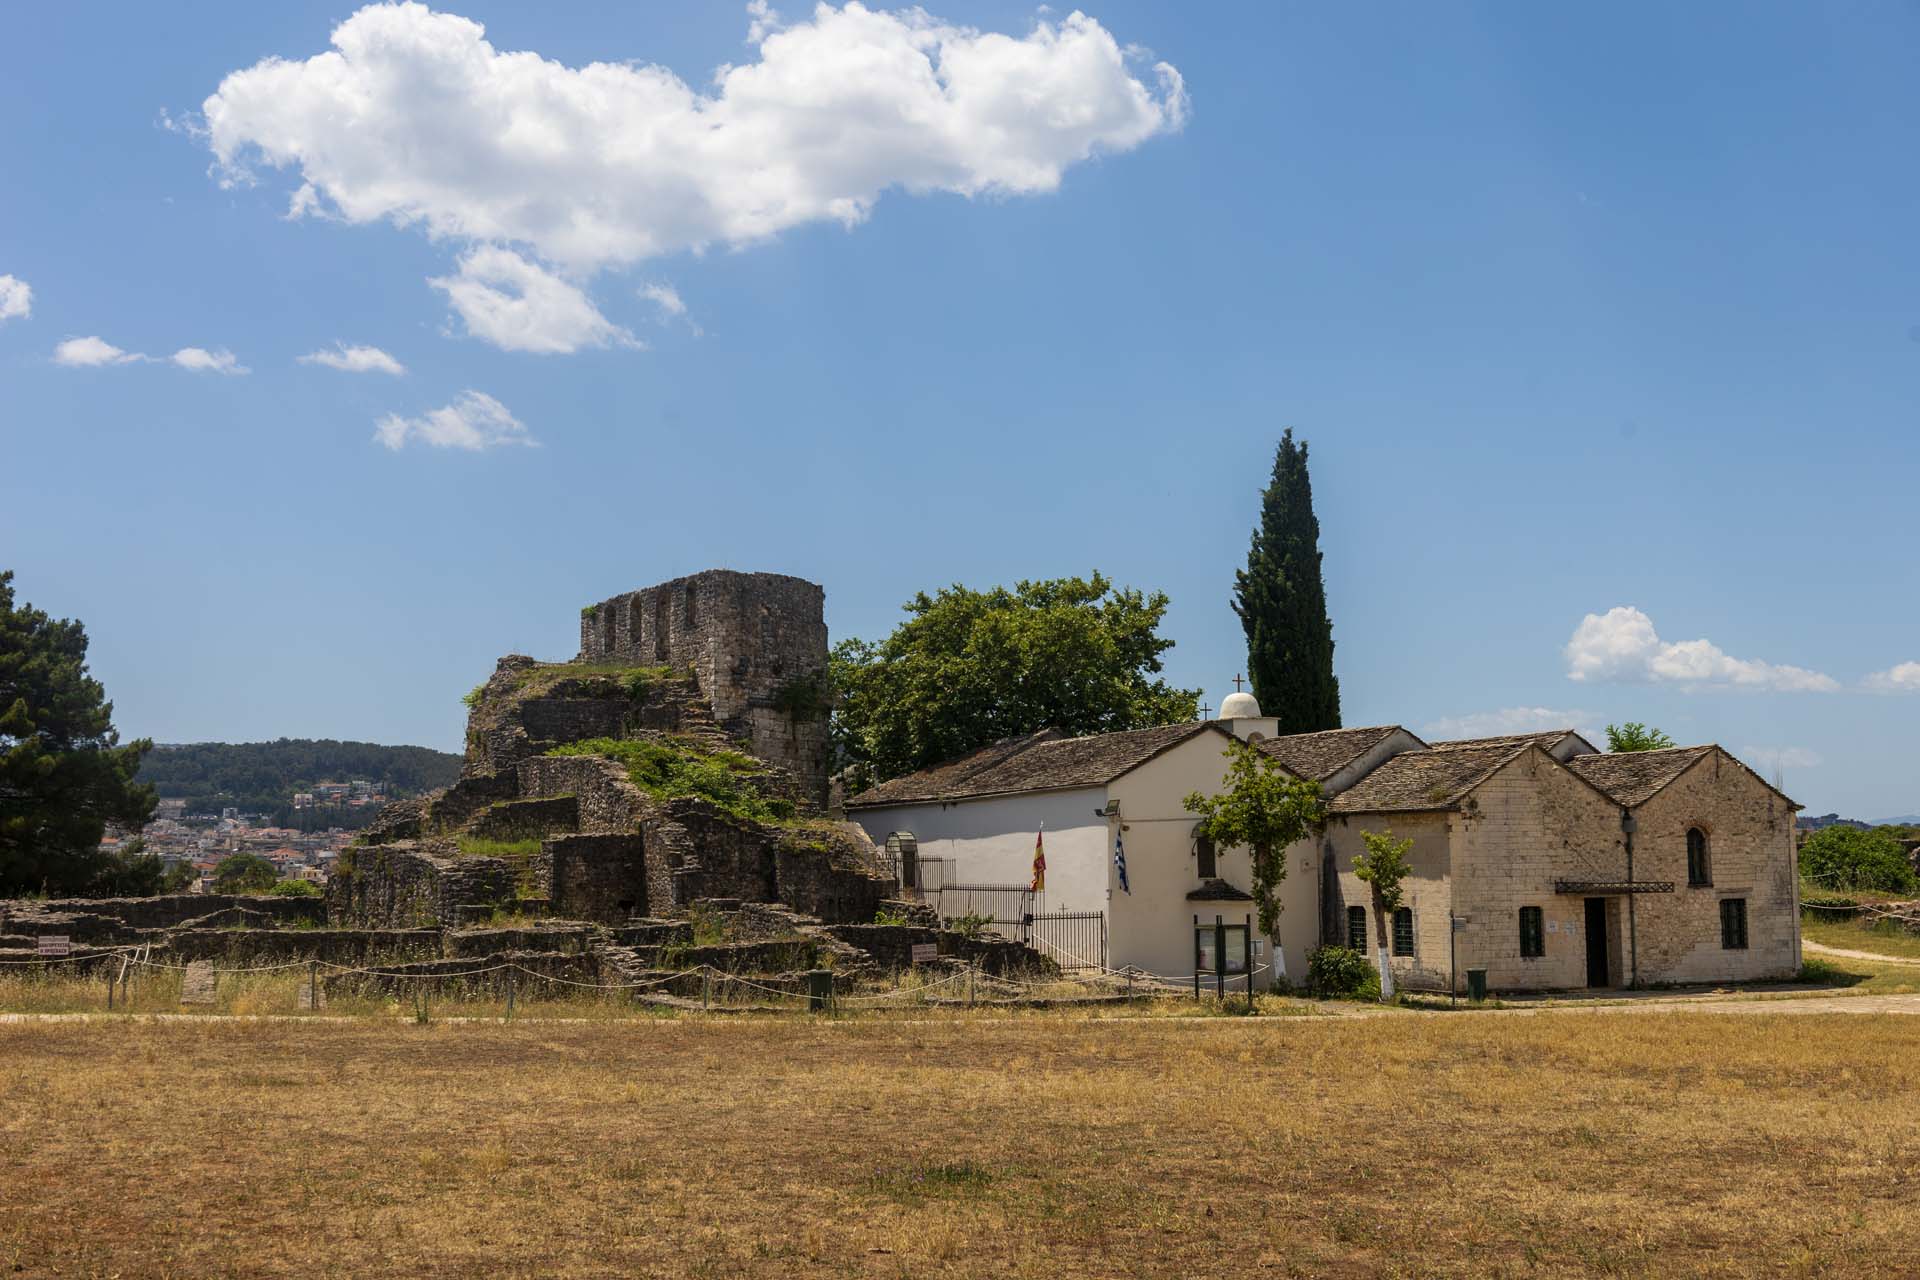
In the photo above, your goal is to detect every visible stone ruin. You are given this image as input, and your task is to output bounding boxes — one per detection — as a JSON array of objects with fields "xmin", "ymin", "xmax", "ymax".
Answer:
[{"xmin": 0, "ymin": 570, "xmax": 1053, "ymax": 1007}]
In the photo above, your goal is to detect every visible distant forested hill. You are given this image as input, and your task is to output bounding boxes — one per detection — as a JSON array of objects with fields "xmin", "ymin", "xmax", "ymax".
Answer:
[{"xmin": 137, "ymin": 739, "xmax": 461, "ymax": 816}]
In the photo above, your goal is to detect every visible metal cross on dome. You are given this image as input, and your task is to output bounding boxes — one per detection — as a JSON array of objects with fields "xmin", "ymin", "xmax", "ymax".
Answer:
[{"xmin": 1232, "ymin": 674, "xmax": 1247, "ymax": 691}]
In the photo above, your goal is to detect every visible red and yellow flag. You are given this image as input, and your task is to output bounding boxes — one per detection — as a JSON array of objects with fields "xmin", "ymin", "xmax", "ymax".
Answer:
[{"xmin": 1030, "ymin": 828, "xmax": 1046, "ymax": 894}]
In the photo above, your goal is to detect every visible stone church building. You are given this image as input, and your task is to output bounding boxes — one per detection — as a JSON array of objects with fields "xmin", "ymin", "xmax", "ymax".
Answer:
[{"xmin": 848, "ymin": 693, "xmax": 1801, "ymax": 993}]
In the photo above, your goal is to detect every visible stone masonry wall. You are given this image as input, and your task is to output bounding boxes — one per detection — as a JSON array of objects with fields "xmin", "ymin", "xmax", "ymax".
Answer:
[
  {"xmin": 1627, "ymin": 751, "xmax": 1799, "ymax": 983},
  {"xmin": 327, "ymin": 844, "xmax": 517, "ymax": 928},
  {"xmin": 1447, "ymin": 752, "xmax": 1624, "ymax": 992},
  {"xmin": 576, "ymin": 570, "xmax": 830, "ymax": 807},
  {"xmin": 542, "ymin": 833, "xmax": 649, "ymax": 922}
]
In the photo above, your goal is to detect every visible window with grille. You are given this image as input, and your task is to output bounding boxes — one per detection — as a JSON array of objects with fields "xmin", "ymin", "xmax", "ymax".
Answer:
[
  {"xmin": 1720, "ymin": 898, "xmax": 1748, "ymax": 950},
  {"xmin": 1687, "ymin": 827, "xmax": 1712, "ymax": 887},
  {"xmin": 1392, "ymin": 907, "xmax": 1414, "ymax": 956},
  {"xmin": 1346, "ymin": 905, "xmax": 1367, "ymax": 950},
  {"xmin": 1519, "ymin": 906, "xmax": 1545, "ymax": 958}
]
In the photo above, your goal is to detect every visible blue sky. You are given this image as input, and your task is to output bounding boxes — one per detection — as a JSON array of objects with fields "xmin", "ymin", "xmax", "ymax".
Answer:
[{"xmin": 2, "ymin": 2, "xmax": 1916, "ymax": 817}]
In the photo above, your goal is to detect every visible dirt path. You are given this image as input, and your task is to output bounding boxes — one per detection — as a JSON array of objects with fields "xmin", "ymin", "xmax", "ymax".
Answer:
[{"xmin": 1803, "ymin": 939, "xmax": 1920, "ymax": 966}]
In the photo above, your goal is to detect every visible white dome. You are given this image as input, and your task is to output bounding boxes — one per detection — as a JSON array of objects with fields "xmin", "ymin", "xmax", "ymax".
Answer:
[{"xmin": 1219, "ymin": 690, "xmax": 1261, "ymax": 719}]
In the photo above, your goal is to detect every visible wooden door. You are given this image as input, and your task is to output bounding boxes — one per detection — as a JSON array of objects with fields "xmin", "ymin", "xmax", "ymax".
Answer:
[{"xmin": 1584, "ymin": 897, "xmax": 1609, "ymax": 987}]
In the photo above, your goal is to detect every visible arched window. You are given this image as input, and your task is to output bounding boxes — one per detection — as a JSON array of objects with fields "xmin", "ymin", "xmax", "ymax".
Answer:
[
  {"xmin": 1687, "ymin": 827, "xmax": 1711, "ymax": 887},
  {"xmin": 1194, "ymin": 831, "xmax": 1217, "ymax": 879},
  {"xmin": 1346, "ymin": 905, "xmax": 1367, "ymax": 950}
]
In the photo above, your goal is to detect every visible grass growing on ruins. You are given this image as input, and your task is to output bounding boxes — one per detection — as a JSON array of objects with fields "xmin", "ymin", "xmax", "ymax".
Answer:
[
  {"xmin": 549, "ymin": 735, "xmax": 794, "ymax": 823},
  {"xmin": 4, "ymin": 1012, "xmax": 1920, "ymax": 1277},
  {"xmin": 453, "ymin": 836, "xmax": 541, "ymax": 860}
]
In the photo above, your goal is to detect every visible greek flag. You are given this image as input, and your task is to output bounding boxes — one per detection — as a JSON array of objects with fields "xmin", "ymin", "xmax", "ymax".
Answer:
[{"xmin": 1114, "ymin": 829, "xmax": 1131, "ymax": 895}]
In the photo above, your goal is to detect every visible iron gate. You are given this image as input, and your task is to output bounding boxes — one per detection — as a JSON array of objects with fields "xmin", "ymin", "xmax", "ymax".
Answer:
[{"xmin": 1025, "ymin": 909, "xmax": 1107, "ymax": 973}]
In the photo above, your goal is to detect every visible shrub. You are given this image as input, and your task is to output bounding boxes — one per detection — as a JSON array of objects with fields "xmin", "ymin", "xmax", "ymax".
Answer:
[
  {"xmin": 946, "ymin": 911, "xmax": 992, "ymax": 940},
  {"xmin": 269, "ymin": 878, "xmax": 320, "ymax": 898},
  {"xmin": 461, "ymin": 683, "xmax": 487, "ymax": 710},
  {"xmin": 873, "ymin": 906, "xmax": 911, "ymax": 927},
  {"xmin": 1306, "ymin": 944, "xmax": 1380, "ymax": 1001},
  {"xmin": 1799, "ymin": 826, "xmax": 1918, "ymax": 895}
]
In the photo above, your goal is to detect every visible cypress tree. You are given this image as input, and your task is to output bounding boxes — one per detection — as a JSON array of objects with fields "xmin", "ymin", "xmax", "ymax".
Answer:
[{"xmin": 1232, "ymin": 430, "xmax": 1341, "ymax": 732}]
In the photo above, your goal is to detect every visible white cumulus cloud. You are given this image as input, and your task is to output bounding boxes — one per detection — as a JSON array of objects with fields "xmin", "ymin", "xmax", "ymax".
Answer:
[
  {"xmin": 53, "ymin": 335, "xmax": 142, "ymax": 367},
  {"xmin": 170, "ymin": 346, "xmax": 249, "ymax": 375},
  {"xmin": 374, "ymin": 389, "xmax": 533, "ymax": 451},
  {"xmin": 430, "ymin": 247, "xmax": 636, "ymax": 354},
  {"xmin": 638, "ymin": 283, "xmax": 686, "ymax": 319},
  {"xmin": 0, "ymin": 275, "xmax": 31, "ymax": 322},
  {"xmin": 299, "ymin": 342, "xmax": 407, "ymax": 375},
  {"xmin": 1564, "ymin": 606, "xmax": 1838, "ymax": 693},
  {"xmin": 1865, "ymin": 661, "xmax": 1920, "ymax": 693},
  {"xmin": 200, "ymin": 1, "xmax": 1187, "ymax": 274},
  {"xmin": 1422, "ymin": 707, "xmax": 1598, "ymax": 742}
]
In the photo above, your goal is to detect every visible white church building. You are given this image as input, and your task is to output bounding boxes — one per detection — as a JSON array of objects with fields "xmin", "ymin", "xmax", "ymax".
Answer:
[{"xmin": 846, "ymin": 690, "xmax": 1319, "ymax": 982}]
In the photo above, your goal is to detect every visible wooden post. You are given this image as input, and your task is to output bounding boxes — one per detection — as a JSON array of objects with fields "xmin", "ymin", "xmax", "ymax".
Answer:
[
  {"xmin": 506, "ymin": 967, "xmax": 516, "ymax": 1020},
  {"xmin": 309, "ymin": 961, "xmax": 319, "ymax": 1013},
  {"xmin": 702, "ymin": 966, "xmax": 710, "ymax": 1012},
  {"xmin": 968, "ymin": 962, "xmax": 976, "ymax": 1009},
  {"xmin": 106, "ymin": 965, "xmax": 114, "ymax": 1011}
]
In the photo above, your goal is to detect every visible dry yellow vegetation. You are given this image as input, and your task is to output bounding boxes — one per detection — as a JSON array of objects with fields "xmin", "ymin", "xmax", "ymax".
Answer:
[{"xmin": 3, "ymin": 1011, "xmax": 1919, "ymax": 1277}]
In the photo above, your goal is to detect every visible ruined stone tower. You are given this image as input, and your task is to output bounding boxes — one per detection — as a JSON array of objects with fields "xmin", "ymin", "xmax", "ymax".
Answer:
[{"xmin": 577, "ymin": 570, "xmax": 830, "ymax": 808}]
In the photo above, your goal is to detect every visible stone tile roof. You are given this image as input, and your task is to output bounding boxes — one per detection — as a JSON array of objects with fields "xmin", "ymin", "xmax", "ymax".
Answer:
[
  {"xmin": 1328, "ymin": 744, "xmax": 1529, "ymax": 814},
  {"xmin": 1563, "ymin": 746, "xmax": 1717, "ymax": 808},
  {"xmin": 1186, "ymin": 878, "xmax": 1254, "ymax": 901},
  {"xmin": 1254, "ymin": 725, "xmax": 1409, "ymax": 781},
  {"xmin": 847, "ymin": 722, "xmax": 1227, "ymax": 809},
  {"xmin": 1427, "ymin": 730, "xmax": 1581, "ymax": 752}
]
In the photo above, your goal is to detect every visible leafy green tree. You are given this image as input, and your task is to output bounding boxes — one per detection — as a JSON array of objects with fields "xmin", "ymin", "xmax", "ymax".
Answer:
[
  {"xmin": 160, "ymin": 861, "xmax": 198, "ymax": 893},
  {"xmin": 88, "ymin": 842, "xmax": 169, "ymax": 897},
  {"xmin": 1605, "ymin": 722, "xmax": 1675, "ymax": 753},
  {"xmin": 1234, "ymin": 429, "xmax": 1341, "ymax": 734},
  {"xmin": 1182, "ymin": 738, "xmax": 1328, "ymax": 937},
  {"xmin": 0, "ymin": 571, "xmax": 156, "ymax": 896},
  {"xmin": 834, "ymin": 573, "xmax": 1199, "ymax": 784},
  {"xmin": 212, "ymin": 853, "xmax": 279, "ymax": 894},
  {"xmin": 1353, "ymin": 828, "xmax": 1413, "ymax": 1000},
  {"xmin": 1799, "ymin": 826, "xmax": 1917, "ymax": 894}
]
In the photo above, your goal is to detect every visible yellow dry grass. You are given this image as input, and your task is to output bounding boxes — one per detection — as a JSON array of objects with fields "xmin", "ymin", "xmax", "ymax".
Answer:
[{"xmin": 2, "ymin": 1012, "xmax": 1918, "ymax": 1277}]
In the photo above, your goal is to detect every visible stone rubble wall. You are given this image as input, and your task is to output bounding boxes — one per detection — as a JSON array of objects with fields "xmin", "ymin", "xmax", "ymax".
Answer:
[
  {"xmin": 576, "ymin": 570, "xmax": 830, "ymax": 807},
  {"xmin": 540, "ymin": 834, "xmax": 649, "ymax": 923},
  {"xmin": 326, "ymin": 844, "xmax": 518, "ymax": 929}
]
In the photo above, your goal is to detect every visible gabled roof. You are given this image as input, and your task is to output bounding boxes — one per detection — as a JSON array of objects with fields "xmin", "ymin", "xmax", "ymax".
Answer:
[
  {"xmin": 1427, "ymin": 730, "xmax": 1591, "ymax": 753},
  {"xmin": 1255, "ymin": 725, "xmax": 1414, "ymax": 781},
  {"xmin": 846, "ymin": 721, "xmax": 1230, "ymax": 809},
  {"xmin": 1564, "ymin": 745, "xmax": 1798, "ymax": 811},
  {"xmin": 1328, "ymin": 743, "xmax": 1530, "ymax": 815}
]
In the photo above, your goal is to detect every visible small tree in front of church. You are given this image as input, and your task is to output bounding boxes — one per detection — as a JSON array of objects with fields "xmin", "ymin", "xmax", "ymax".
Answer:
[
  {"xmin": 1183, "ymin": 738, "xmax": 1328, "ymax": 940},
  {"xmin": 1353, "ymin": 828, "xmax": 1413, "ymax": 1001}
]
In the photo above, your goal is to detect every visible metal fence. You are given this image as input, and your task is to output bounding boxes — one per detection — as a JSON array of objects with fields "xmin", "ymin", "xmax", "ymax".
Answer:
[
  {"xmin": 1027, "ymin": 909, "xmax": 1107, "ymax": 973},
  {"xmin": 928, "ymin": 883, "xmax": 1034, "ymax": 940}
]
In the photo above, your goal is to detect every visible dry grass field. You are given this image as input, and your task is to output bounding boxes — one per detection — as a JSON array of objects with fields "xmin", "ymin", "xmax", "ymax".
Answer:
[{"xmin": 3, "ymin": 1010, "xmax": 1919, "ymax": 1278}]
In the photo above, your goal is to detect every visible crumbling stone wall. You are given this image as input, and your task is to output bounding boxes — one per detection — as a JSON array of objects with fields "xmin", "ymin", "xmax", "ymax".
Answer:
[
  {"xmin": 576, "ymin": 571, "xmax": 830, "ymax": 807},
  {"xmin": 327, "ymin": 844, "xmax": 517, "ymax": 928},
  {"xmin": 541, "ymin": 834, "xmax": 649, "ymax": 923}
]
